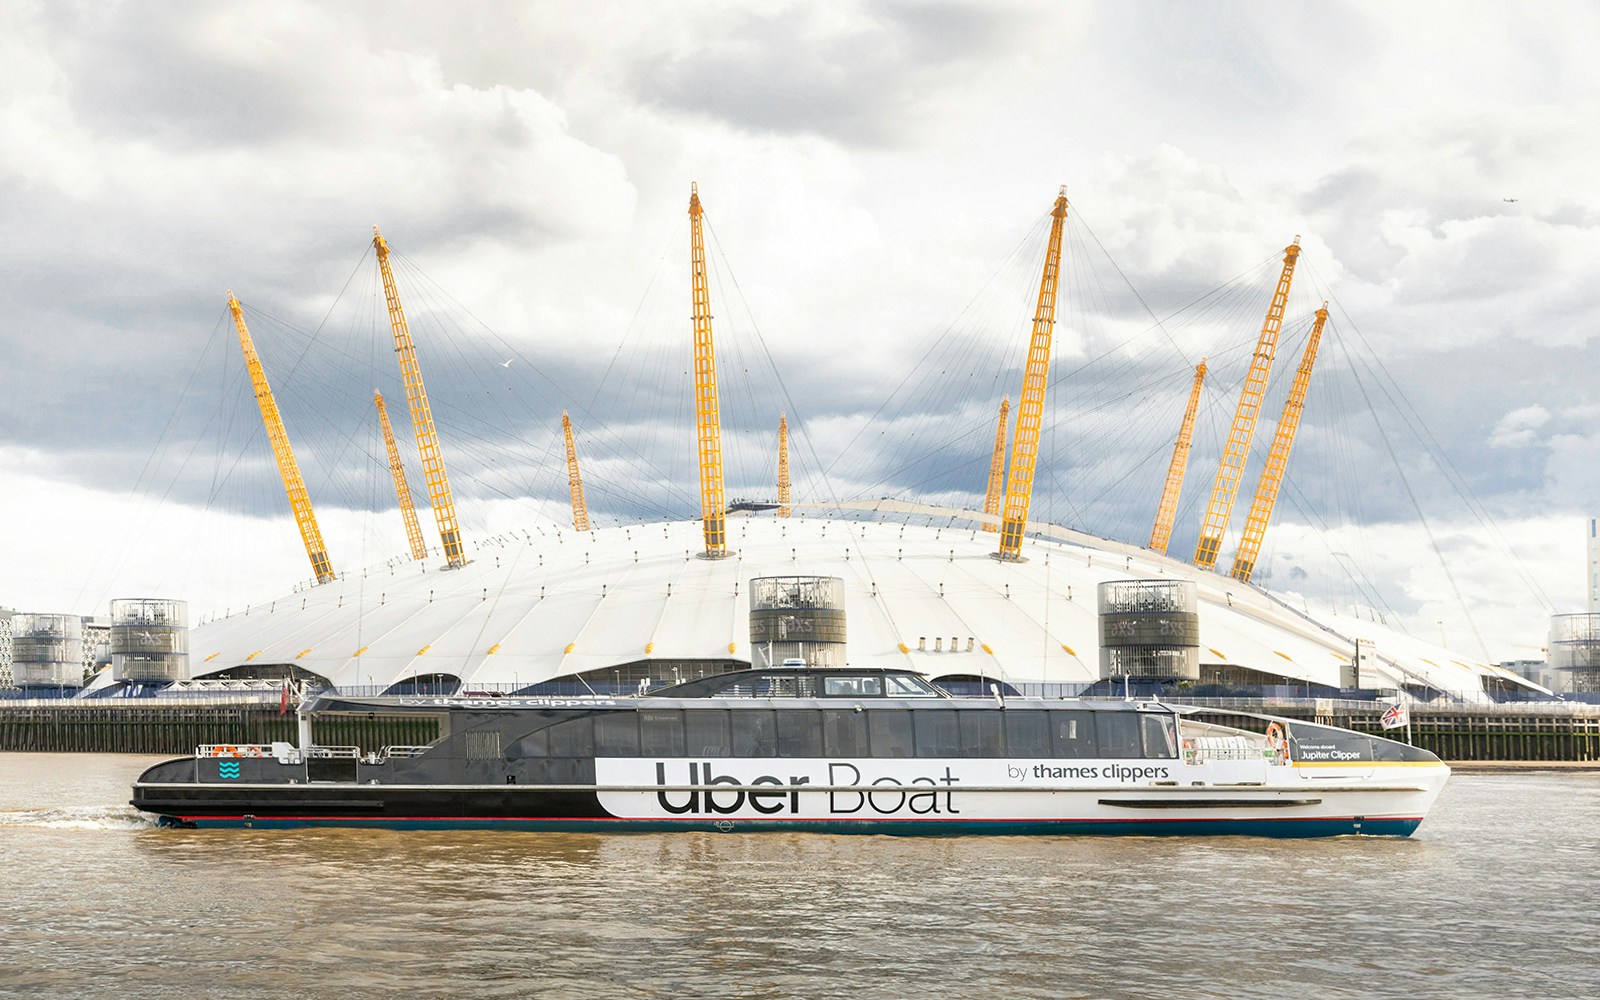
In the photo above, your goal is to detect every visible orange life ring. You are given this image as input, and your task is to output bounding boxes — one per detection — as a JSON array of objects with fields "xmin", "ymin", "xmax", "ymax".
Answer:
[
  {"xmin": 244, "ymin": 746, "xmax": 262, "ymax": 758},
  {"xmin": 213, "ymin": 745, "xmax": 237, "ymax": 757},
  {"xmin": 1264, "ymin": 723, "xmax": 1289, "ymax": 760}
]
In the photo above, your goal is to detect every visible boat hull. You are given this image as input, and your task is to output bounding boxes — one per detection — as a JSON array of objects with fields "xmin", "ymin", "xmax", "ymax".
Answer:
[{"xmin": 134, "ymin": 773, "xmax": 1441, "ymax": 838}]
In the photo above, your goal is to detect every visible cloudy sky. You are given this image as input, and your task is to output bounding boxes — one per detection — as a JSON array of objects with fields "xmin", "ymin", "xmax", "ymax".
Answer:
[{"xmin": 1, "ymin": 0, "xmax": 1595, "ymax": 662}]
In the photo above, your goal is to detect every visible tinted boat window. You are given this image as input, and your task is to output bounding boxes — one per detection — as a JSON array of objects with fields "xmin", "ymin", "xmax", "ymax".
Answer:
[
  {"xmin": 1140, "ymin": 714, "xmax": 1177, "ymax": 758},
  {"xmin": 758, "ymin": 675, "xmax": 818, "ymax": 698},
  {"xmin": 1097, "ymin": 712, "xmax": 1143, "ymax": 759},
  {"xmin": 885, "ymin": 675, "xmax": 934, "ymax": 697},
  {"xmin": 513, "ymin": 727, "xmax": 549, "ymax": 758},
  {"xmin": 822, "ymin": 710, "xmax": 869, "ymax": 757},
  {"xmin": 731, "ymin": 710, "xmax": 777, "ymax": 757},
  {"xmin": 868, "ymin": 710, "xmax": 914, "ymax": 757},
  {"xmin": 1049, "ymin": 710, "xmax": 1097, "ymax": 759},
  {"xmin": 959, "ymin": 710, "xmax": 1003, "ymax": 757},
  {"xmin": 594, "ymin": 713, "xmax": 640, "ymax": 756},
  {"xmin": 686, "ymin": 710, "xmax": 731, "ymax": 756},
  {"xmin": 1004, "ymin": 712, "xmax": 1051, "ymax": 756},
  {"xmin": 823, "ymin": 676, "xmax": 882, "ymax": 697},
  {"xmin": 776, "ymin": 710, "xmax": 822, "ymax": 757},
  {"xmin": 640, "ymin": 711, "xmax": 685, "ymax": 756},
  {"xmin": 548, "ymin": 716, "xmax": 594, "ymax": 757},
  {"xmin": 914, "ymin": 710, "xmax": 962, "ymax": 757}
]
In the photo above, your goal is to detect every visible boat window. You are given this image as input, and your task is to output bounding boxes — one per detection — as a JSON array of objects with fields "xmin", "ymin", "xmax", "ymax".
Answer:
[
  {"xmin": 868, "ymin": 710, "xmax": 914, "ymax": 757},
  {"xmin": 685, "ymin": 710, "xmax": 731, "ymax": 756},
  {"xmin": 594, "ymin": 713, "xmax": 640, "ymax": 756},
  {"xmin": 1004, "ymin": 712, "xmax": 1051, "ymax": 756},
  {"xmin": 885, "ymin": 674, "xmax": 937, "ymax": 697},
  {"xmin": 1096, "ymin": 713, "xmax": 1143, "ymax": 759},
  {"xmin": 757, "ymin": 675, "xmax": 818, "ymax": 698},
  {"xmin": 640, "ymin": 711, "xmax": 685, "ymax": 756},
  {"xmin": 822, "ymin": 710, "xmax": 869, "ymax": 757},
  {"xmin": 548, "ymin": 717, "xmax": 594, "ymax": 757},
  {"xmin": 823, "ymin": 675, "xmax": 883, "ymax": 697},
  {"xmin": 731, "ymin": 710, "xmax": 778, "ymax": 757},
  {"xmin": 513, "ymin": 727, "xmax": 549, "ymax": 758},
  {"xmin": 958, "ymin": 710, "xmax": 1004, "ymax": 757},
  {"xmin": 776, "ymin": 710, "xmax": 822, "ymax": 757},
  {"xmin": 1048, "ymin": 711, "xmax": 1097, "ymax": 759},
  {"xmin": 914, "ymin": 710, "xmax": 962, "ymax": 757},
  {"xmin": 1140, "ymin": 714, "xmax": 1178, "ymax": 758}
]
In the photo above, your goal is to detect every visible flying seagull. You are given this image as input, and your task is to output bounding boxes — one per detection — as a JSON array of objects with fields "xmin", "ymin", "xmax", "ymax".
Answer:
[
  {"xmin": 499, "ymin": 358, "xmax": 513, "ymax": 368},
  {"xmin": 1503, "ymin": 198, "xmax": 1518, "ymax": 203}
]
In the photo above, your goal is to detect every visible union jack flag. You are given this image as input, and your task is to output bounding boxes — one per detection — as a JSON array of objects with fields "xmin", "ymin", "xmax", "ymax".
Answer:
[{"xmin": 1380, "ymin": 702, "xmax": 1409, "ymax": 730}]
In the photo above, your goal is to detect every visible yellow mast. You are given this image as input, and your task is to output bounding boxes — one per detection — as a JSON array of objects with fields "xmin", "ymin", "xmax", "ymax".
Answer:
[
  {"xmin": 1193, "ymin": 238, "xmax": 1302, "ymax": 570},
  {"xmin": 563, "ymin": 410, "xmax": 591, "ymax": 532},
  {"xmin": 1147, "ymin": 360, "xmax": 1207, "ymax": 554},
  {"xmin": 374, "ymin": 390, "xmax": 427, "ymax": 561},
  {"xmin": 227, "ymin": 291, "xmax": 335, "ymax": 584},
  {"xmin": 982, "ymin": 397, "xmax": 1010, "ymax": 532},
  {"xmin": 997, "ymin": 187, "xmax": 1070, "ymax": 561},
  {"xmin": 1230, "ymin": 302, "xmax": 1329, "ymax": 582},
  {"xmin": 777, "ymin": 412, "xmax": 791, "ymax": 518},
  {"xmin": 372, "ymin": 226, "xmax": 468, "ymax": 569},
  {"xmin": 688, "ymin": 183, "xmax": 729, "ymax": 557}
]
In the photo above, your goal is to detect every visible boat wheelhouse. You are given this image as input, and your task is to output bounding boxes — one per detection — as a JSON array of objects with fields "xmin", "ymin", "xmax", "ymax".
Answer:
[{"xmin": 131, "ymin": 666, "xmax": 1449, "ymax": 837}]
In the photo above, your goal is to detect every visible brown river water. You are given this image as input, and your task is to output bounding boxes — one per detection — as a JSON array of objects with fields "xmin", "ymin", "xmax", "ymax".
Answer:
[{"xmin": 0, "ymin": 754, "xmax": 1595, "ymax": 999}]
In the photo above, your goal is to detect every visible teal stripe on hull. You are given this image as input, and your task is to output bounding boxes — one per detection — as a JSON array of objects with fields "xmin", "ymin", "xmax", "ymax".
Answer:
[{"xmin": 166, "ymin": 815, "xmax": 1423, "ymax": 838}]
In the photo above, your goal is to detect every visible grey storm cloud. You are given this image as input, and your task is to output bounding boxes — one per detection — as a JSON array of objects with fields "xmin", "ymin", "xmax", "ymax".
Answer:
[
  {"xmin": 2, "ymin": 1, "xmax": 1597, "ymax": 652},
  {"xmin": 631, "ymin": 1, "xmax": 1036, "ymax": 146}
]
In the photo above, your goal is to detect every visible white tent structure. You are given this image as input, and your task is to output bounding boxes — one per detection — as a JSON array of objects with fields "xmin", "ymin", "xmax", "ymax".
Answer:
[{"xmin": 186, "ymin": 504, "xmax": 1538, "ymax": 700}]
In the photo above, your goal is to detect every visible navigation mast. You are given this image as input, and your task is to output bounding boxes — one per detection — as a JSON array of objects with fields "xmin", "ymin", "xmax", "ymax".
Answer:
[
  {"xmin": 563, "ymin": 411, "xmax": 591, "ymax": 532},
  {"xmin": 997, "ymin": 187, "xmax": 1070, "ymax": 561},
  {"xmin": 227, "ymin": 291, "xmax": 335, "ymax": 584},
  {"xmin": 1193, "ymin": 238, "xmax": 1302, "ymax": 570},
  {"xmin": 777, "ymin": 412, "xmax": 791, "ymax": 519},
  {"xmin": 375, "ymin": 390, "xmax": 427, "ymax": 562},
  {"xmin": 1230, "ymin": 302, "xmax": 1329, "ymax": 582},
  {"xmin": 372, "ymin": 226, "xmax": 468, "ymax": 569},
  {"xmin": 983, "ymin": 397, "xmax": 1010, "ymax": 532},
  {"xmin": 688, "ymin": 183, "xmax": 729, "ymax": 557},
  {"xmin": 1148, "ymin": 361, "xmax": 1207, "ymax": 554}
]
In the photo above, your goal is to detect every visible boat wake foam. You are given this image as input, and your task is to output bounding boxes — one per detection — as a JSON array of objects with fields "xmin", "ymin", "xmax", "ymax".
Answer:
[{"xmin": 0, "ymin": 806, "xmax": 160, "ymax": 830}]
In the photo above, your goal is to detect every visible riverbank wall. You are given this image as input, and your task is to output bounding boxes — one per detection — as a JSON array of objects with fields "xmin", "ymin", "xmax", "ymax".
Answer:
[
  {"xmin": 0, "ymin": 702, "xmax": 438, "ymax": 755},
  {"xmin": 0, "ymin": 696, "xmax": 1596, "ymax": 761}
]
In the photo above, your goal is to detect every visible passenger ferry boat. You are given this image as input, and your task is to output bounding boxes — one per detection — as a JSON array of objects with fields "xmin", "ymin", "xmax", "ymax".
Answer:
[{"xmin": 131, "ymin": 666, "xmax": 1449, "ymax": 837}]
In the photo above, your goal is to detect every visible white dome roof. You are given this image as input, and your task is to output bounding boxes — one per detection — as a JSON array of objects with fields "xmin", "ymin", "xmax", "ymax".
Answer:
[{"xmin": 189, "ymin": 505, "xmax": 1523, "ymax": 697}]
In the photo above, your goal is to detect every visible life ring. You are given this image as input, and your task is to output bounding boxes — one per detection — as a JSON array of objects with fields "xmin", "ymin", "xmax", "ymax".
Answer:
[
  {"xmin": 213, "ymin": 745, "xmax": 238, "ymax": 757},
  {"xmin": 243, "ymin": 746, "xmax": 263, "ymax": 758},
  {"xmin": 1264, "ymin": 723, "xmax": 1289, "ymax": 760}
]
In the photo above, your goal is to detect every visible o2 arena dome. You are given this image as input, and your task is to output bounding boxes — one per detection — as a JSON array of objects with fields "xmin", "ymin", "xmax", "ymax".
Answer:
[
  {"xmin": 189, "ymin": 505, "xmax": 1529, "ymax": 699},
  {"xmin": 174, "ymin": 188, "xmax": 1542, "ymax": 703}
]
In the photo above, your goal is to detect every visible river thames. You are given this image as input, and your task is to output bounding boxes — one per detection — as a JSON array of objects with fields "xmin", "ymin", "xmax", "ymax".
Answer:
[{"xmin": 0, "ymin": 754, "xmax": 1594, "ymax": 999}]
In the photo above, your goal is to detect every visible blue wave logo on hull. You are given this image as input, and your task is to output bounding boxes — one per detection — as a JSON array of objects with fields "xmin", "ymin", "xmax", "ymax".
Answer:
[{"xmin": 218, "ymin": 762, "xmax": 242, "ymax": 779}]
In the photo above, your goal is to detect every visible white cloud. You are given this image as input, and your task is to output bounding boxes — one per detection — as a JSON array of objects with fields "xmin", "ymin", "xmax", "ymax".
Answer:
[{"xmin": 1488, "ymin": 405, "xmax": 1552, "ymax": 448}]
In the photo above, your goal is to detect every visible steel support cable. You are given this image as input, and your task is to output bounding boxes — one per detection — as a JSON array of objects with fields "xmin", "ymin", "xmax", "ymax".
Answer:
[
  {"xmin": 1344, "ymin": 360, "xmax": 1494, "ymax": 659},
  {"xmin": 1323, "ymin": 295, "xmax": 1554, "ymax": 613},
  {"xmin": 816, "ymin": 213, "xmax": 1051, "ymax": 487},
  {"xmin": 841, "ymin": 229, "xmax": 1044, "ymax": 499},
  {"xmin": 381, "ymin": 247, "xmax": 687, "ymax": 520},
  {"xmin": 78, "ymin": 310, "xmax": 241, "ymax": 608},
  {"xmin": 701, "ymin": 222, "xmax": 777, "ymax": 498},
  {"xmin": 385, "ymin": 246, "xmax": 694, "ymax": 517}
]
